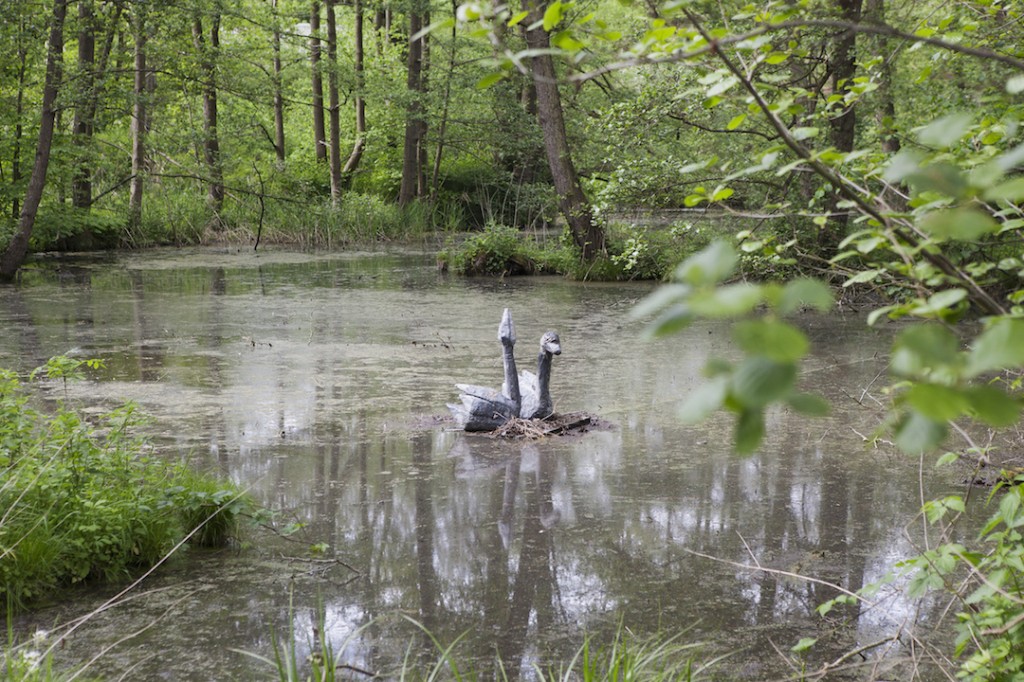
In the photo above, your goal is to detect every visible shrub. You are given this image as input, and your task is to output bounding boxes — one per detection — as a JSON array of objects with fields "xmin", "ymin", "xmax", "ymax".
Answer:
[{"xmin": 0, "ymin": 361, "xmax": 251, "ymax": 608}]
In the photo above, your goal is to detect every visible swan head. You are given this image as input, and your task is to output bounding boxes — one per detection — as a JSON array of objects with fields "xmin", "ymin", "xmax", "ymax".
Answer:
[
  {"xmin": 540, "ymin": 331, "xmax": 561, "ymax": 356},
  {"xmin": 498, "ymin": 308, "xmax": 517, "ymax": 346}
]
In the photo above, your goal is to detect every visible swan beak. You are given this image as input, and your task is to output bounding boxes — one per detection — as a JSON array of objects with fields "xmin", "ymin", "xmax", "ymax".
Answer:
[
  {"xmin": 546, "ymin": 340, "xmax": 562, "ymax": 355},
  {"xmin": 498, "ymin": 308, "xmax": 517, "ymax": 345}
]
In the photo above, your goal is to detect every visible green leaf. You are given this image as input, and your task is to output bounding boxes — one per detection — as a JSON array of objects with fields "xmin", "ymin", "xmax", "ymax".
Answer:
[
  {"xmin": 476, "ymin": 72, "xmax": 506, "ymax": 89},
  {"xmin": 733, "ymin": 320, "xmax": 809, "ymax": 362},
  {"xmin": 866, "ymin": 305, "xmax": 898, "ymax": 326},
  {"xmin": 904, "ymin": 163, "xmax": 968, "ymax": 197},
  {"xmin": 678, "ymin": 376, "xmax": 729, "ymax": 423},
  {"xmin": 642, "ymin": 304, "xmax": 694, "ymax": 339},
  {"xmin": 891, "ymin": 325, "xmax": 962, "ymax": 378},
  {"xmin": 776, "ymin": 278, "xmax": 833, "ymax": 314},
  {"xmin": 904, "ymin": 383, "xmax": 969, "ymax": 421},
  {"xmin": 630, "ymin": 283, "xmax": 689, "ymax": 319},
  {"xmin": 673, "ymin": 241, "xmax": 737, "ymax": 286},
  {"xmin": 507, "ymin": 10, "xmax": 529, "ymax": 26},
  {"xmin": 786, "ymin": 392, "xmax": 830, "ymax": 416},
  {"xmin": 909, "ymin": 288, "xmax": 967, "ymax": 316},
  {"xmin": 894, "ymin": 410, "xmax": 948, "ymax": 453},
  {"xmin": 983, "ymin": 177, "xmax": 1024, "ymax": 202},
  {"xmin": 542, "ymin": 1, "xmax": 562, "ymax": 31},
  {"xmin": 884, "ymin": 151, "xmax": 925, "ymax": 183},
  {"xmin": 966, "ymin": 318, "xmax": 1024, "ymax": 376},
  {"xmin": 918, "ymin": 112, "xmax": 973, "ymax": 148},
  {"xmin": 688, "ymin": 283, "xmax": 763, "ymax": 317},
  {"xmin": 792, "ymin": 127, "xmax": 819, "ymax": 141},
  {"xmin": 843, "ymin": 268, "xmax": 881, "ymax": 286},
  {"xmin": 730, "ymin": 357, "xmax": 797, "ymax": 408},
  {"xmin": 711, "ymin": 186, "xmax": 734, "ymax": 202},
  {"xmin": 919, "ymin": 207, "xmax": 999, "ymax": 241},
  {"xmin": 764, "ymin": 51, "xmax": 788, "ymax": 65},
  {"xmin": 552, "ymin": 31, "xmax": 585, "ymax": 51},
  {"xmin": 965, "ymin": 386, "xmax": 1022, "ymax": 426},
  {"xmin": 735, "ymin": 408, "xmax": 765, "ymax": 455},
  {"xmin": 791, "ymin": 637, "xmax": 818, "ymax": 653},
  {"xmin": 727, "ymin": 114, "xmax": 747, "ymax": 130}
]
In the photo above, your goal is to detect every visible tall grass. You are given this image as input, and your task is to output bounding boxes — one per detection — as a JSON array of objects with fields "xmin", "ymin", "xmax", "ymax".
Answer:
[
  {"xmin": 0, "ymin": 359, "xmax": 252, "ymax": 608},
  {"xmin": 244, "ymin": 610, "xmax": 711, "ymax": 682}
]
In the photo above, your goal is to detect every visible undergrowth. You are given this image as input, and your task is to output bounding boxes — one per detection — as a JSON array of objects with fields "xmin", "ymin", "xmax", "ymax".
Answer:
[{"xmin": 0, "ymin": 357, "xmax": 252, "ymax": 608}]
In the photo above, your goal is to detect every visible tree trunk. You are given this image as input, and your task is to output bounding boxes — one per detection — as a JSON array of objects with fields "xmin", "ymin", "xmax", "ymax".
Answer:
[
  {"xmin": 11, "ymin": 31, "xmax": 29, "ymax": 222},
  {"xmin": 865, "ymin": 0, "xmax": 899, "ymax": 154},
  {"xmin": 522, "ymin": 1, "xmax": 605, "ymax": 261},
  {"xmin": 309, "ymin": 0, "xmax": 327, "ymax": 162},
  {"xmin": 0, "ymin": 0, "xmax": 67, "ymax": 282},
  {"xmin": 342, "ymin": 0, "xmax": 366, "ymax": 185},
  {"xmin": 128, "ymin": 0, "xmax": 147, "ymax": 230},
  {"xmin": 193, "ymin": 13, "xmax": 224, "ymax": 220},
  {"xmin": 72, "ymin": 0, "xmax": 96, "ymax": 215},
  {"xmin": 820, "ymin": 0, "xmax": 863, "ymax": 251},
  {"xmin": 325, "ymin": 0, "xmax": 342, "ymax": 205},
  {"xmin": 399, "ymin": 2, "xmax": 428, "ymax": 206},
  {"xmin": 430, "ymin": 0, "xmax": 458, "ymax": 200},
  {"xmin": 272, "ymin": 0, "xmax": 286, "ymax": 165}
]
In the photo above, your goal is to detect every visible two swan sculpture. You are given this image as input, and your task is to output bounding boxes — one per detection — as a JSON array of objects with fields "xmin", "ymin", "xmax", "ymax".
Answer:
[{"xmin": 448, "ymin": 309, "xmax": 561, "ymax": 432}]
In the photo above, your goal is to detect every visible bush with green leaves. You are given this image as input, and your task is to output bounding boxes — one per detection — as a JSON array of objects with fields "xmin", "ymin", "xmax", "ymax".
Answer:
[
  {"xmin": 441, "ymin": 222, "xmax": 544, "ymax": 276},
  {"xmin": 0, "ymin": 361, "xmax": 250, "ymax": 607}
]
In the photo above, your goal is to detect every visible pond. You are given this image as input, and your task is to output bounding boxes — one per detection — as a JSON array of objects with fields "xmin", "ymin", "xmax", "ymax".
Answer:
[{"xmin": 1, "ymin": 248, "xmax": 957, "ymax": 680}]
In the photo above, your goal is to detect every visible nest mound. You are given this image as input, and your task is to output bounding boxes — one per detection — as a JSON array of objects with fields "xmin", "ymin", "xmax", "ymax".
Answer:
[{"xmin": 492, "ymin": 412, "xmax": 608, "ymax": 439}]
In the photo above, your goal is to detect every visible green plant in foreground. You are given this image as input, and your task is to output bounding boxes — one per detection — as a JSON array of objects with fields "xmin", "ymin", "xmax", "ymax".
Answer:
[
  {"xmin": 245, "ymin": 608, "xmax": 710, "ymax": 681},
  {"xmin": 0, "ymin": 361, "xmax": 251, "ymax": 608}
]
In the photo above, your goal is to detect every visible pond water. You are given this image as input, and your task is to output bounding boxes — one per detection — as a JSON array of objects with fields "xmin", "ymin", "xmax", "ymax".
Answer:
[{"xmin": 2, "ymin": 248, "xmax": 960, "ymax": 680}]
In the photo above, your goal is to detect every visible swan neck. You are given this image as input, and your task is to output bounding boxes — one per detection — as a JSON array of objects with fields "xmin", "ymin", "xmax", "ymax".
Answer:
[{"xmin": 502, "ymin": 342, "xmax": 520, "ymax": 410}]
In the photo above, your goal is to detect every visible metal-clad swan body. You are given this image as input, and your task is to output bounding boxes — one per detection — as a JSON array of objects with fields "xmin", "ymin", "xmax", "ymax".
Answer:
[
  {"xmin": 520, "ymin": 331, "xmax": 561, "ymax": 419},
  {"xmin": 448, "ymin": 309, "xmax": 521, "ymax": 431}
]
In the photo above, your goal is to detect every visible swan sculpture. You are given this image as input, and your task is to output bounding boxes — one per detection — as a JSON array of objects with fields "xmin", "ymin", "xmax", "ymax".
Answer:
[
  {"xmin": 448, "ymin": 309, "xmax": 522, "ymax": 431},
  {"xmin": 519, "ymin": 331, "xmax": 561, "ymax": 419}
]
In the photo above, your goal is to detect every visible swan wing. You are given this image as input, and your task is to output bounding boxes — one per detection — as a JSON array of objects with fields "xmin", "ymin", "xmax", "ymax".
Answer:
[{"xmin": 518, "ymin": 370, "xmax": 540, "ymax": 419}]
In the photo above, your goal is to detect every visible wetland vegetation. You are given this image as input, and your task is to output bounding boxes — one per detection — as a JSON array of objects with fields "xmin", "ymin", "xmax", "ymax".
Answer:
[{"xmin": 2, "ymin": 0, "xmax": 1024, "ymax": 678}]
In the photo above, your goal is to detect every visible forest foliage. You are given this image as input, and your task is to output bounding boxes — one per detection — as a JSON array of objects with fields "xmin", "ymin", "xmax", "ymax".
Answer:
[{"xmin": 3, "ymin": 0, "xmax": 1024, "ymax": 676}]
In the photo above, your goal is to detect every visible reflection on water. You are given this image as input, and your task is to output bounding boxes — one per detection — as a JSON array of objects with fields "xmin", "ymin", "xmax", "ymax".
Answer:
[{"xmin": 1, "ymin": 248, "xmax": 954, "ymax": 679}]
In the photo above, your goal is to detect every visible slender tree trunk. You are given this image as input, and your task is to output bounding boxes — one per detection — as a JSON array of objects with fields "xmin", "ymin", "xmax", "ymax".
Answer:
[
  {"xmin": 272, "ymin": 0, "xmax": 286, "ymax": 165},
  {"xmin": 342, "ymin": 0, "xmax": 366, "ymax": 185},
  {"xmin": 11, "ymin": 34, "xmax": 29, "ymax": 222},
  {"xmin": 820, "ymin": 0, "xmax": 863, "ymax": 251},
  {"xmin": 0, "ymin": 0, "xmax": 67, "ymax": 281},
  {"xmin": 128, "ymin": 1, "xmax": 148, "ymax": 230},
  {"xmin": 430, "ymin": 0, "xmax": 458, "ymax": 200},
  {"xmin": 72, "ymin": 0, "xmax": 96, "ymax": 215},
  {"xmin": 865, "ymin": 0, "xmax": 899, "ymax": 154},
  {"xmin": 193, "ymin": 12, "xmax": 225, "ymax": 219},
  {"xmin": 399, "ymin": 2, "xmax": 427, "ymax": 206},
  {"xmin": 309, "ymin": 0, "xmax": 327, "ymax": 162},
  {"xmin": 522, "ymin": 0, "xmax": 604, "ymax": 261},
  {"xmin": 325, "ymin": 0, "xmax": 342, "ymax": 205}
]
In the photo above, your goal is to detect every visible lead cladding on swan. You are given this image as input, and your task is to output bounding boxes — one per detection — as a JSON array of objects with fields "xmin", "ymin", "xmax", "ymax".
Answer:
[
  {"xmin": 519, "ymin": 330, "xmax": 561, "ymax": 420},
  {"xmin": 447, "ymin": 309, "xmax": 522, "ymax": 432}
]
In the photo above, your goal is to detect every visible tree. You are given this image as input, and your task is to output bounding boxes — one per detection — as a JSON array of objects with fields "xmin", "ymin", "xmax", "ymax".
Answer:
[
  {"xmin": 271, "ymin": 0, "xmax": 285, "ymax": 165},
  {"xmin": 521, "ymin": 0, "xmax": 605, "ymax": 261},
  {"xmin": 325, "ymin": 0, "xmax": 342, "ymax": 205},
  {"xmin": 0, "ymin": 0, "xmax": 67, "ymax": 281},
  {"xmin": 192, "ymin": 7, "xmax": 225, "ymax": 219},
  {"xmin": 342, "ymin": 0, "xmax": 366, "ymax": 185},
  {"xmin": 309, "ymin": 0, "xmax": 327, "ymax": 162},
  {"xmin": 127, "ymin": 0, "xmax": 148, "ymax": 231},
  {"xmin": 399, "ymin": 0, "xmax": 429, "ymax": 206}
]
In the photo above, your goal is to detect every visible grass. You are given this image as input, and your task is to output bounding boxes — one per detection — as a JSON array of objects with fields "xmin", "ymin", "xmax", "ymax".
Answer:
[
  {"xmin": 0, "ymin": 358, "xmax": 253, "ymax": 609},
  {"xmin": 241, "ymin": 608, "xmax": 711, "ymax": 682}
]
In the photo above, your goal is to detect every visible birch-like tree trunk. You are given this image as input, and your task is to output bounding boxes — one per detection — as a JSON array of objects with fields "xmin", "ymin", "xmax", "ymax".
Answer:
[{"xmin": 0, "ymin": 0, "xmax": 67, "ymax": 281}]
